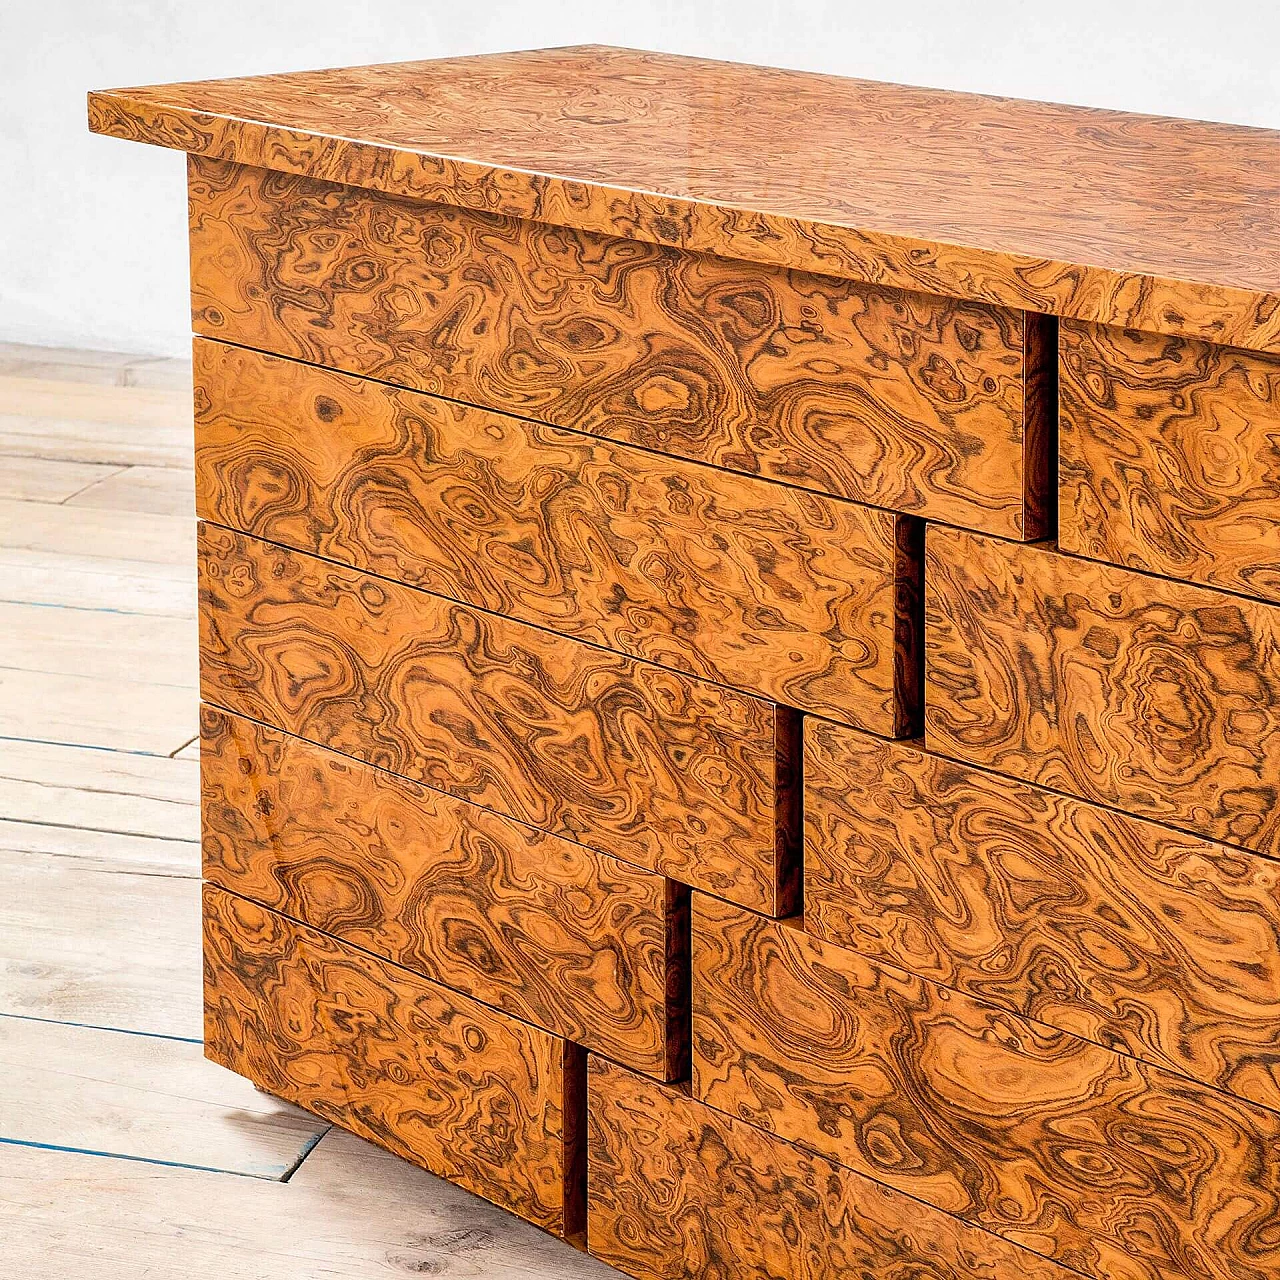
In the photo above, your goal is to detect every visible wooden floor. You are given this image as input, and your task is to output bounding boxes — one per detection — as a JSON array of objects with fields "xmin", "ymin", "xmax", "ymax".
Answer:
[{"xmin": 0, "ymin": 341, "xmax": 618, "ymax": 1278}]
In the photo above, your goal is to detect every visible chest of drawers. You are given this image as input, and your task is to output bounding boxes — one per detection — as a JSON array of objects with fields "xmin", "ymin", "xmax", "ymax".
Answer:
[{"xmin": 91, "ymin": 46, "xmax": 1280, "ymax": 1280}]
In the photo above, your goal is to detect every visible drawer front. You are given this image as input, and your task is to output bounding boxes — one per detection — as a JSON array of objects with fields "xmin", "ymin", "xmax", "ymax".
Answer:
[
  {"xmin": 201, "ymin": 706, "xmax": 687, "ymax": 1078},
  {"xmin": 924, "ymin": 526, "xmax": 1280, "ymax": 858},
  {"xmin": 187, "ymin": 156, "xmax": 1049, "ymax": 539},
  {"xmin": 1060, "ymin": 320, "xmax": 1280, "ymax": 601},
  {"xmin": 587, "ymin": 1056, "xmax": 1073, "ymax": 1280},
  {"xmin": 203, "ymin": 883, "xmax": 584, "ymax": 1235},
  {"xmin": 691, "ymin": 896, "xmax": 1280, "ymax": 1280},
  {"xmin": 804, "ymin": 720, "xmax": 1280, "ymax": 1112},
  {"xmin": 197, "ymin": 524, "xmax": 795, "ymax": 913},
  {"xmin": 193, "ymin": 338, "xmax": 915, "ymax": 734}
]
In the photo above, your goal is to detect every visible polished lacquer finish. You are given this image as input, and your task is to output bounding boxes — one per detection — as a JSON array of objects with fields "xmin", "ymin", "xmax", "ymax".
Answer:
[
  {"xmin": 1060, "ymin": 320, "xmax": 1280, "ymax": 600},
  {"xmin": 804, "ymin": 720, "xmax": 1280, "ymax": 1112},
  {"xmin": 91, "ymin": 46, "xmax": 1278, "ymax": 1280},
  {"xmin": 587, "ymin": 1057, "xmax": 1074, "ymax": 1280},
  {"xmin": 201, "ymin": 707, "xmax": 688, "ymax": 1079},
  {"xmin": 203, "ymin": 884, "xmax": 586, "ymax": 1235},
  {"xmin": 90, "ymin": 45, "xmax": 1280, "ymax": 351},
  {"xmin": 193, "ymin": 338, "xmax": 918, "ymax": 730},
  {"xmin": 198, "ymin": 523, "xmax": 797, "ymax": 909},
  {"xmin": 187, "ymin": 162, "xmax": 1047, "ymax": 540},
  {"xmin": 925, "ymin": 526, "xmax": 1280, "ymax": 857},
  {"xmin": 691, "ymin": 896, "xmax": 1280, "ymax": 1280}
]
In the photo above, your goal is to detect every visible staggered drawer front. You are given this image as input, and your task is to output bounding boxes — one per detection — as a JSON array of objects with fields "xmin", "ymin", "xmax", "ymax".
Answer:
[
  {"xmin": 203, "ymin": 884, "xmax": 585, "ymax": 1236},
  {"xmin": 201, "ymin": 706, "xmax": 687, "ymax": 1078},
  {"xmin": 691, "ymin": 897, "xmax": 1280, "ymax": 1280},
  {"xmin": 1060, "ymin": 320, "xmax": 1280, "ymax": 601},
  {"xmin": 192, "ymin": 337, "xmax": 919, "ymax": 735},
  {"xmin": 197, "ymin": 523, "xmax": 798, "ymax": 915},
  {"xmin": 804, "ymin": 721, "xmax": 1280, "ymax": 1112},
  {"xmin": 187, "ymin": 156, "xmax": 1052, "ymax": 540},
  {"xmin": 586, "ymin": 1057, "xmax": 1074, "ymax": 1280},
  {"xmin": 925, "ymin": 525, "xmax": 1280, "ymax": 855}
]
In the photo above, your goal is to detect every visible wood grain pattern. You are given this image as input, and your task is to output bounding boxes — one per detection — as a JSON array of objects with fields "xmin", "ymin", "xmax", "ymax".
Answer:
[
  {"xmin": 186, "ymin": 159, "xmax": 1044, "ymax": 539},
  {"xmin": 691, "ymin": 895, "xmax": 1280, "ymax": 1280},
  {"xmin": 803, "ymin": 719, "xmax": 1280, "ymax": 1113},
  {"xmin": 924, "ymin": 527, "xmax": 1280, "ymax": 858},
  {"xmin": 586, "ymin": 1056, "xmax": 1074, "ymax": 1280},
  {"xmin": 193, "ymin": 338, "xmax": 915, "ymax": 730},
  {"xmin": 200, "ymin": 705, "xmax": 687, "ymax": 1078},
  {"xmin": 197, "ymin": 523, "xmax": 797, "ymax": 914},
  {"xmin": 89, "ymin": 46, "xmax": 1280, "ymax": 351},
  {"xmin": 202, "ymin": 882, "xmax": 585, "ymax": 1235},
  {"xmin": 1060, "ymin": 320, "xmax": 1280, "ymax": 600}
]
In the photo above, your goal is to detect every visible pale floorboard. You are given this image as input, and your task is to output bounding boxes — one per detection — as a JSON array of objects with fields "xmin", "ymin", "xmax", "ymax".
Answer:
[
  {"xmin": 0, "ymin": 342, "xmax": 142, "ymax": 384},
  {"xmin": 0, "ymin": 738, "xmax": 200, "ymax": 841},
  {"xmin": 68, "ymin": 465, "xmax": 196, "ymax": 519},
  {"xmin": 0, "ymin": 496, "xmax": 196, "ymax": 565},
  {"xmin": 0, "ymin": 546, "xmax": 196, "ymax": 615},
  {"xmin": 0, "ymin": 413, "xmax": 194, "ymax": 469},
  {"xmin": 0, "ymin": 1016, "xmax": 326, "ymax": 1178},
  {"xmin": 0, "ymin": 668, "xmax": 198, "ymax": 754},
  {"xmin": 0, "ymin": 345, "xmax": 626, "ymax": 1277},
  {"xmin": 0, "ymin": 374, "xmax": 190, "ymax": 427},
  {"xmin": 0, "ymin": 601, "xmax": 197, "ymax": 686},
  {"xmin": 0, "ymin": 848, "xmax": 204, "ymax": 1037},
  {"xmin": 0, "ymin": 1130, "xmax": 617, "ymax": 1279},
  {"xmin": 0, "ymin": 820, "xmax": 199, "ymax": 874},
  {"xmin": 0, "ymin": 340, "xmax": 192, "ymax": 393},
  {"xmin": 0, "ymin": 453, "xmax": 124, "ymax": 504}
]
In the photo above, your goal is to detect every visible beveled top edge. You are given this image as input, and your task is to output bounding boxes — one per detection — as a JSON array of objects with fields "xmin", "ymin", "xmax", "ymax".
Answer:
[{"xmin": 89, "ymin": 44, "xmax": 1280, "ymax": 351}]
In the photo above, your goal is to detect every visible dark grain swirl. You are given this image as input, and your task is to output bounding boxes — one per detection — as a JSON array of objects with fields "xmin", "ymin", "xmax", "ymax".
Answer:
[
  {"xmin": 197, "ymin": 524, "xmax": 793, "ymax": 913},
  {"xmin": 1060, "ymin": 320, "xmax": 1280, "ymax": 601},
  {"xmin": 187, "ymin": 156, "xmax": 1044, "ymax": 538},
  {"xmin": 203, "ymin": 883, "xmax": 583, "ymax": 1235},
  {"xmin": 201, "ymin": 706, "xmax": 686, "ymax": 1078},
  {"xmin": 924, "ymin": 527, "xmax": 1280, "ymax": 857},
  {"xmin": 804, "ymin": 720, "xmax": 1280, "ymax": 1113},
  {"xmin": 193, "ymin": 338, "xmax": 913, "ymax": 733},
  {"xmin": 691, "ymin": 895, "xmax": 1280, "ymax": 1280},
  {"xmin": 587, "ymin": 1056, "xmax": 1075, "ymax": 1280}
]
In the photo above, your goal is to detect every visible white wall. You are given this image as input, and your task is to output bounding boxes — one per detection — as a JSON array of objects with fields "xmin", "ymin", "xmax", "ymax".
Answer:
[{"xmin": 3, "ymin": 0, "xmax": 1278, "ymax": 357}]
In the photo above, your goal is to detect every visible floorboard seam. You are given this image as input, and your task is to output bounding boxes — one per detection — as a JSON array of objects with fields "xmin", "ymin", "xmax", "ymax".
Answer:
[
  {"xmin": 0, "ymin": 1137, "xmax": 294, "ymax": 1180},
  {"xmin": 0, "ymin": 816, "xmax": 199, "ymax": 844},
  {"xmin": 0, "ymin": 1012, "xmax": 203, "ymax": 1043},
  {"xmin": 55, "ymin": 465, "xmax": 131, "ymax": 506},
  {"xmin": 0, "ymin": 734, "xmax": 180, "ymax": 758},
  {"xmin": 0, "ymin": 597, "xmax": 193, "ymax": 618},
  {"xmin": 278, "ymin": 1127, "xmax": 333, "ymax": 1183}
]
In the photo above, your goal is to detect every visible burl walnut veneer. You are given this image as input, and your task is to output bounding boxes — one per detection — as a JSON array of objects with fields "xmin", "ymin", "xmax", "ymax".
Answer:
[
  {"xmin": 92, "ymin": 45, "xmax": 1280, "ymax": 1280},
  {"xmin": 201, "ymin": 707, "xmax": 688, "ymax": 1079}
]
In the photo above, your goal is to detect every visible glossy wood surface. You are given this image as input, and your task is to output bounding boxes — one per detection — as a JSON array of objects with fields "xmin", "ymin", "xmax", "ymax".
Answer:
[
  {"xmin": 804, "ymin": 720, "xmax": 1280, "ymax": 1113},
  {"xmin": 691, "ymin": 895, "xmax": 1280, "ymax": 1280},
  {"xmin": 90, "ymin": 46, "xmax": 1280, "ymax": 351},
  {"xmin": 193, "ymin": 338, "xmax": 914, "ymax": 729},
  {"xmin": 202, "ymin": 883, "xmax": 584, "ymax": 1235},
  {"xmin": 197, "ymin": 524, "xmax": 796, "ymax": 913},
  {"xmin": 201, "ymin": 706, "xmax": 686, "ymax": 1078},
  {"xmin": 1060, "ymin": 320, "xmax": 1280, "ymax": 600},
  {"xmin": 586, "ymin": 1056, "xmax": 1074, "ymax": 1280},
  {"xmin": 188, "ymin": 164, "xmax": 1040, "ymax": 542},
  {"xmin": 924, "ymin": 528, "xmax": 1280, "ymax": 858}
]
